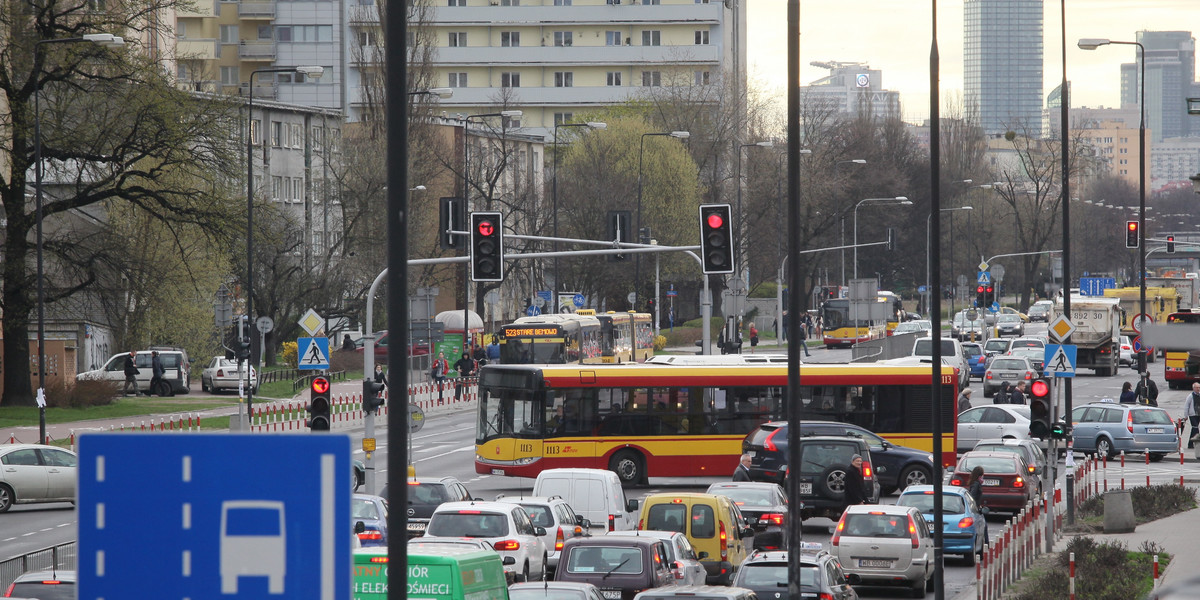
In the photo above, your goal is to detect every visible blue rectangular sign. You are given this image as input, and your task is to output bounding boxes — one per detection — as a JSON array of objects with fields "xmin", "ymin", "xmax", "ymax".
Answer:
[
  {"xmin": 78, "ymin": 434, "xmax": 351, "ymax": 600},
  {"xmin": 298, "ymin": 336, "xmax": 331, "ymax": 370},
  {"xmin": 1079, "ymin": 277, "xmax": 1117, "ymax": 297}
]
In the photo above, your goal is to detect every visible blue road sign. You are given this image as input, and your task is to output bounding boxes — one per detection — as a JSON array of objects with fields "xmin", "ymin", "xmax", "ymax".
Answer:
[
  {"xmin": 1079, "ymin": 277, "xmax": 1117, "ymax": 297},
  {"xmin": 536, "ymin": 290, "xmax": 552, "ymax": 303},
  {"xmin": 78, "ymin": 434, "xmax": 351, "ymax": 599},
  {"xmin": 1044, "ymin": 344, "xmax": 1078, "ymax": 377},
  {"xmin": 297, "ymin": 336, "xmax": 330, "ymax": 370},
  {"xmin": 573, "ymin": 293, "xmax": 586, "ymax": 308},
  {"xmin": 990, "ymin": 301, "xmax": 1000, "ymax": 313},
  {"xmin": 977, "ymin": 271, "xmax": 992, "ymax": 284},
  {"xmin": 526, "ymin": 305, "xmax": 541, "ymax": 316}
]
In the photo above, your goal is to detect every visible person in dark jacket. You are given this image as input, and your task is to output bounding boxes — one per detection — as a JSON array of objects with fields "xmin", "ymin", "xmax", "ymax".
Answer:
[
  {"xmin": 1118, "ymin": 381, "xmax": 1137, "ymax": 404},
  {"xmin": 843, "ymin": 454, "xmax": 869, "ymax": 506},
  {"xmin": 966, "ymin": 466, "xmax": 986, "ymax": 508},
  {"xmin": 149, "ymin": 351, "xmax": 165, "ymax": 396},
  {"xmin": 996, "ymin": 381, "xmax": 1011, "ymax": 404},
  {"xmin": 1135, "ymin": 371, "xmax": 1160, "ymax": 406},
  {"xmin": 733, "ymin": 454, "xmax": 752, "ymax": 481},
  {"xmin": 1009, "ymin": 381, "xmax": 1027, "ymax": 405},
  {"xmin": 453, "ymin": 352, "xmax": 475, "ymax": 401},
  {"xmin": 123, "ymin": 351, "xmax": 141, "ymax": 397}
]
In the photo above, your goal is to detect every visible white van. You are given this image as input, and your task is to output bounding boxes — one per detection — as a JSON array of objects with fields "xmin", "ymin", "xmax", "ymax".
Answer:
[{"xmin": 532, "ymin": 468, "xmax": 639, "ymax": 531}]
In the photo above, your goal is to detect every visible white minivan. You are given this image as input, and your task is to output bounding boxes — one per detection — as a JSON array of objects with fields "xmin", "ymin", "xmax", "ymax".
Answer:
[{"xmin": 532, "ymin": 468, "xmax": 639, "ymax": 531}]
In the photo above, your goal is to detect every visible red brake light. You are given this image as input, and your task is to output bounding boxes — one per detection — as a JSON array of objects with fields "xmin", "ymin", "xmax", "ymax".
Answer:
[
  {"xmin": 831, "ymin": 514, "xmax": 846, "ymax": 547},
  {"xmin": 1127, "ymin": 411, "xmax": 1134, "ymax": 433},
  {"xmin": 357, "ymin": 531, "xmax": 382, "ymax": 541},
  {"xmin": 950, "ymin": 478, "xmax": 962, "ymax": 486},
  {"xmin": 762, "ymin": 513, "xmax": 784, "ymax": 525},
  {"xmin": 638, "ymin": 518, "xmax": 644, "ymax": 529},
  {"xmin": 493, "ymin": 540, "xmax": 521, "ymax": 551},
  {"xmin": 763, "ymin": 427, "xmax": 783, "ymax": 452},
  {"xmin": 369, "ymin": 556, "xmax": 388, "ymax": 564},
  {"xmin": 671, "ymin": 498, "xmax": 684, "ymax": 504},
  {"xmin": 719, "ymin": 521, "xmax": 728, "ymax": 560},
  {"xmin": 456, "ymin": 510, "xmax": 482, "ymax": 514},
  {"xmin": 862, "ymin": 462, "xmax": 873, "ymax": 480},
  {"xmin": 908, "ymin": 515, "xmax": 920, "ymax": 548},
  {"xmin": 555, "ymin": 527, "xmax": 565, "ymax": 551},
  {"xmin": 958, "ymin": 517, "xmax": 975, "ymax": 529},
  {"xmin": 819, "ymin": 594, "xmax": 835, "ymax": 600},
  {"xmin": 1013, "ymin": 476, "xmax": 1025, "ymax": 488},
  {"xmin": 673, "ymin": 561, "xmax": 684, "ymax": 579}
]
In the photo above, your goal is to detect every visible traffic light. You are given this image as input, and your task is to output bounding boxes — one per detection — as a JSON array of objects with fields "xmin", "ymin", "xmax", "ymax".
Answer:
[
  {"xmin": 886, "ymin": 228, "xmax": 896, "ymax": 251},
  {"xmin": 645, "ymin": 298, "xmax": 655, "ymax": 314},
  {"xmin": 982, "ymin": 284, "xmax": 995, "ymax": 307},
  {"xmin": 1028, "ymin": 378, "xmax": 1052, "ymax": 439},
  {"xmin": 1167, "ymin": 235, "xmax": 1176, "ymax": 253},
  {"xmin": 439, "ymin": 197, "xmax": 466, "ymax": 250},
  {"xmin": 470, "ymin": 212, "xmax": 504, "ymax": 282},
  {"xmin": 699, "ymin": 204, "xmax": 734, "ymax": 274},
  {"xmin": 363, "ymin": 378, "xmax": 385, "ymax": 414},
  {"xmin": 308, "ymin": 376, "xmax": 332, "ymax": 431},
  {"xmin": 1126, "ymin": 220, "xmax": 1139, "ymax": 249},
  {"xmin": 607, "ymin": 210, "xmax": 631, "ymax": 262},
  {"xmin": 1051, "ymin": 420, "xmax": 1069, "ymax": 440},
  {"xmin": 234, "ymin": 339, "xmax": 250, "ymax": 361},
  {"xmin": 976, "ymin": 285, "xmax": 985, "ymax": 307}
]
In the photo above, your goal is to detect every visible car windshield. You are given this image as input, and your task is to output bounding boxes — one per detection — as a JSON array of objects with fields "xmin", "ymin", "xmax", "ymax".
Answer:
[
  {"xmin": 897, "ymin": 492, "xmax": 966, "ymax": 514},
  {"xmin": 1011, "ymin": 340, "xmax": 1043, "ymax": 349},
  {"xmin": 974, "ymin": 445, "xmax": 1030, "ymax": 463},
  {"xmin": 842, "ymin": 513, "xmax": 912, "ymax": 538},
  {"xmin": 991, "ymin": 359, "xmax": 1026, "ymax": 370},
  {"xmin": 914, "ymin": 339, "xmax": 956, "ymax": 356},
  {"xmin": 998, "ymin": 315, "xmax": 1020, "ymax": 323},
  {"xmin": 740, "ymin": 563, "xmax": 817, "ymax": 588},
  {"xmin": 8, "ymin": 582, "xmax": 74, "ymax": 600},
  {"xmin": 984, "ymin": 340, "xmax": 1009, "ymax": 353},
  {"xmin": 959, "ymin": 456, "xmax": 1019, "ymax": 474},
  {"xmin": 426, "ymin": 512, "xmax": 510, "ymax": 537},
  {"xmin": 1132, "ymin": 409, "xmax": 1173, "ymax": 425}
]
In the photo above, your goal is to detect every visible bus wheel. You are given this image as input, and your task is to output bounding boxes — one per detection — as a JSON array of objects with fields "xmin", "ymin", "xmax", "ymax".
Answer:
[{"xmin": 610, "ymin": 450, "xmax": 643, "ymax": 485}]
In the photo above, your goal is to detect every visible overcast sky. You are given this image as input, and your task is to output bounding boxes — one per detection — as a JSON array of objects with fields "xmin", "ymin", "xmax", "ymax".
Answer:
[{"xmin": 747, "ymin": 0, "xmax": 1199, "ymax": 123}]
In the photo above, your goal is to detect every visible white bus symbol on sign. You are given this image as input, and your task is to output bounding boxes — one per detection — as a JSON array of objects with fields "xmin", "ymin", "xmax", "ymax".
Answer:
[{"xmin": 221, "ymin": 500, "xmax": 287, "ymax": 594}]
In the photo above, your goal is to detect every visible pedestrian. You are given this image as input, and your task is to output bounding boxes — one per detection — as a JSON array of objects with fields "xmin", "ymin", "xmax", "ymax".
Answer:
[
  {"xmin": 341, "ymin": 334, "xmax": 355, "ymax": 352},
  {"xmin": 965, "ymin": 465, "xmax": 986, "ymax": 508},
  {"xmin": 149, "ymin": 351, "xmax": 165, "ymax": 396},
  {"xmin": 1185, "ymin": 382, "xmax": 1200, "ymax": 449},
  {"xmin": 781, "ymin": 311, "xmax": 789, "ymax": 342},
  {"xmin": 958, "ymin": 387, "xmax": 973, "ymax": 413},
  {"xmin": 487, "ymin": 337, "xmax": 501, "ymax": 363},
  {"xmin": 798, "ymin": 320, "xmax": 811, "ymax": 357},
  {"xmin": 748, "ymin": 323, "xmax": 759, "ymax": 353},
  {"xmin": 843, "ymin": 455, "xmax": 869, "ymax": 506},
  {"xmin": 122, "ymin": 351, "xmax": 141, "ymax": 397},
  {"xmin": 431, "ymin": 352, "xmax": 449, "ymax": 403},
  {"xmin": 373, "ymin": 364, "xmax": 387, "ymax": 391},
  {"xmin": 1135, "ymin": 371, "xmax": 1160, "ymax": 406},
  {"xmin": 996, "ymin": 381, "xmax": 1011, "ymax": 404},
  {"xmin": 1009, "ymin": 381, "xmax": 1027, "ymax": 405},
  {"xmin": 1118, "ymin": 381, "xmax": 1137, "ymax": 404},
  {"xmin": 733, "ymin": 453, "xmax": 752, "ymax": 481},
  {"xmin": 453, "ymin": 352, "xmax": 475, "ymax": 401},
  {"xmin": 472, "ymin": 343, "xmax": 487, "ymax": 367}
]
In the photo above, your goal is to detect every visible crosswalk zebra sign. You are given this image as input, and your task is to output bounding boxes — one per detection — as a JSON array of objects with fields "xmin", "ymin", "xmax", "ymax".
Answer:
[{"xmin": 298, "ymin": 337, "xmax": 330, "ymax": 370}]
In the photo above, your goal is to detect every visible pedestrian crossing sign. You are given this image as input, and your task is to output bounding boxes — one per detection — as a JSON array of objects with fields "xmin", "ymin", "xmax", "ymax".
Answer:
[
  {"xmin": 1044, "ymin": 344, "xmax": 1077, "ymax": 377},
  {"xmin": 298, "ymin": 336, "xmax": 330, "ymax": 370}
]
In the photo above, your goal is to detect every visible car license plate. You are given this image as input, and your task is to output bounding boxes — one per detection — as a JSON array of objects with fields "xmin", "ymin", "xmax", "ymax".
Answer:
[
  {"xmin": 983, "ymin": 478, "xmax": 1000, "ymax": 486},
  {"xmin": 491, "ymin": 469, "xmax": 505, "ymax": 475},
  {"xmin": 747, "ymin": 450, "xmax": 756, "ymax": 457},
  {"xmin": 601, "ymin": 590, "xmax": 622, "ymax": 599},
  {"xmin": 407, "ymin": 522, "xmax": 426, "ymax": 532},
  {"xmin": 798, "ymin": 483, "xmax": 812, "ymax": 495},
  {"xmin": 1001, "ymin": 373, "xmax": 1017, "ymax": 379},
  {"xmin": 1148, "ymin": 427, "xmax": 1164, "ymax": 434},
  {"xmin": 859, "ymin": 559, "xmax": 891, "ymax": 568}
]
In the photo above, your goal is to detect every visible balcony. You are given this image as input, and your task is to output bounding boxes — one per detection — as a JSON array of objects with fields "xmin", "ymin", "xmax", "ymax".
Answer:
[
  {"xmin": 238, "ymin": 2, "xmax": 275, "ymax": 19},
  {"xmin": 348, "ymin": 5, "xmax": 379, "ymax": 25},
  {"xmin": 240, "ymin": 82, "xmax": 278, "ymax": 100},
  {"xmin": 427, "ymin": 3, "xmax": 721, "ymax": 26},
  {"xmin": 432, "ymin": 44, "xmax": 719, "ymax": 68},
  {"xmin": 238, "ymin": 41, "xmax": 276, "ymax": 61},
  {"xmin": 177, "ymin": 38, "xmax": 218, "ymax": 60}
]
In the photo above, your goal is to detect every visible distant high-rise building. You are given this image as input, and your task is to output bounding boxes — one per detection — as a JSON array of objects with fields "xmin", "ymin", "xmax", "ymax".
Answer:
[
  {"xmin": 963, "ymin": 0, "xmax": 1044, "ymax": 137},
  {"xmin": 1121, "ymin": 31, "xmax": 1196, "ymax": 141},
  {"xmin": 801, "ymin": 61, "xmax": 901, "ymax": 119}
]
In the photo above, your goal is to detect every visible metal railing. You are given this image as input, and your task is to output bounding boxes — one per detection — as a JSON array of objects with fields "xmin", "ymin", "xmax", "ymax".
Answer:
[{"xmin": 0, "ymin": 543, "xmax": 76, "ymax": 591}]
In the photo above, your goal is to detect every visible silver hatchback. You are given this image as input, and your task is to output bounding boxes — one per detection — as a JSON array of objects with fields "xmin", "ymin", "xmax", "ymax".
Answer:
[
  {"xmin": 983, "ymin": 356, "xmax": 1037, "ymax": 397},
  {"xmin": 831, "ymin": 504, "xmax": 933, "ymax": 597}
]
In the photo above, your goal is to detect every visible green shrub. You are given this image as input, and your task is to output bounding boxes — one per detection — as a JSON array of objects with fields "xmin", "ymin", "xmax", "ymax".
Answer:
[
  {"xmin": 1077, "ymin": 484, "xmax": 1197, "ymax": 523},
  {"xmin": 1012, "ymin": 537, "xmax": 1169, "ymax": 600},
  {"xmin": 47, "ymin": 379, "xmax": 119, "ymax": 408}
]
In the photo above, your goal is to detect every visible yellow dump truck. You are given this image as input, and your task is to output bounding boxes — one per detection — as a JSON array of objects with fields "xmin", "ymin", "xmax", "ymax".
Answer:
[{"xmin": 1102, "ymin": 286, "xmax": 1178, "ymax": 336}]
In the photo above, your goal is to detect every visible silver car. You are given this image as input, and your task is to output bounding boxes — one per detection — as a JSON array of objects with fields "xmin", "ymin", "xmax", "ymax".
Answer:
[
  {"xmin": 983, "ymin": 356, "xmax": 1037, "ymax": 397},
  {"xmin": 608, "ymin": 530, "xmax": 708, "ymax": 586},
  {"xmin": 955, "ymin": 405, "xmax": 1032, "ymax": 452},
  {"xmin": 497, "ymin": 495, "xmax": 590, "ymax": 571},
  {"xmin": 994, "ymin": 314, "xmax": 1024, "ymax": 337},
  {"xmin": 0, "ymin": 444, "xmax": 77, "ymax": 512},
  {"xmin": 1070, "ymin": 402, "xmax": 1179, "ymax": 461},
  {"xmin": 952, "ymin": 312, "xmax": 988, "ymax": 341},
  {"xmin": 832, "ymin": 504, "xmax": 933, "ymax": 597}
]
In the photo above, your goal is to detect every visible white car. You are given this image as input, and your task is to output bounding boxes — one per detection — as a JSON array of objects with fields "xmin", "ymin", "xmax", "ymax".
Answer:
[
  {"xmin": 893, "ymin": 320, "xmax": 932, "ymax": 336},
  {"xmin": 424, "ymin": 501, "xmax": 549, "ymax": 582},
  {"xmin": 955, "ymin": 405, "xmax": 1032, "ymax": 452},
  {"xmin": 1119, "ymin": 336, "xmax": 1135, "ymax": 367},
  {"xmin": 201, "ymin": 357, "xmax": 257, "ymax": 393},
  {"xmin": 831, "ymin": 504, "xmax": 933, "ymax": 596},
  {"xmin": 496, "ymin": 495, "xmax": 590, "ymax": 571},
  {"xmin": 0, "ymin": 444, "xmax": 77, "ymax": 512},
  {"xmin": 607, "ymin": 530, "xmax": 708, "ymax": 586}
]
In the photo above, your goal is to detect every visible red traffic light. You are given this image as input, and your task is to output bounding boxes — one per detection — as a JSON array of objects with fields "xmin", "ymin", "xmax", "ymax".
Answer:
[
  {"xmin": 706, "ymin": 212, "xmax": 725, "ymax": 229},
  {"xmin": 1030, "ymin": 379, "xmax": 1050, "ymax": 398},
  {"xmin": 977, "ymin": 285, "xmax": 985, "ymax": 293},
  {"xmin": 311, "ymin": 377, "xmax": 330, "ymax": 395},
  {"xmin": 476, "ymin": 219, "xmax": 496, "ymax": 237},
  {"xmin": 1127, "ymin": 221, "xmax": 1138, "ymax": 232}
]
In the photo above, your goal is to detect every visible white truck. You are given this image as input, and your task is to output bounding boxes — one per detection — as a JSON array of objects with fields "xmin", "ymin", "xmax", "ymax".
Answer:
[
  {"xmin": 1146, "ymin": 277, "xmax": 1198, "ymax": 311},
  {"xmin": 1051, "ymin": 295, "xmax": 1122, "ymax": 376}
]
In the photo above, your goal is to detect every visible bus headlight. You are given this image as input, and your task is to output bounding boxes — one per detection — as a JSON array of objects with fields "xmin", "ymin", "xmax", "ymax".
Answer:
[{"xmin": 514, "ymin": 457, "xmax": 538, "ymax": 465}]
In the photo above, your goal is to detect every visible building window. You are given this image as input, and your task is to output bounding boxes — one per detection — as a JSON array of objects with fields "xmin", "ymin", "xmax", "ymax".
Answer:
[
  {"xmin": 554, "ymin": 0, "xmax": 571, "ymax": 4},
  {"xmin": 502, "ymin": 115, "xmax": 521, "ymax": 128},
  {"xmin": 501, "ymin": 72, "xmax": 520, "ymax": 87},
  {"xmin": 554, "ymin": 31, "xmax": 573, "ymax": 47},
  {"xmin": 272, "ymin": 175, "xmax": 283, "ymax": 201},
  {"xmin": 276, "ymin": 25, "xmax": 332, "ymax": 42},
  {"xmin": 642, "ymin": 71, "xmax": 661, "ymax": 87},
  {"xmin": 220, "ymin": 66, "xmax": 240, "ymax": 85},
  {"xmin": 641, "ymin": 0, "xmax": 660, "ymax": 4},
  {"xmin": 449, "ymin": 72, "xmax": 467, "ymax": 87},
  {"xmin": 694, "ymin": 70, "xmax": 710, "ymax": 85},
  {"xmin": 605, "ymin": 31, "xmax": 622, "ymax": 46},
  {"xmin": 219, "ymin": 25, "xmax": 239, "ymax": 44},
  {"xmin": 500, "ymin": 0, "xmax": 519, "ymax": 4},
  {"xmin": 293, "ymin": 177, "xmax": 304, "ymax": 202},
  {"xmin": 358, "ymin": 31, "xmax": 378, "ymax": 46},
  {"xmin": 641, "ymin": 30, "xmax": 660, "ymax": 46},
  {"xmin": 695, "ymin": 30, "xmax": 709, "ymax": 44},
  {"xmin": 554, "ymin": 72, "xmax": 573, "ymax": 87},
  {"xmin": 606, "ymin": 0, "xmax": 619, "ymax": 4},
  {"xmin": 607, "ymin": 71, "xmax": 622, "ymax": 86},
  {"xmin": 272, "ymin": 121, "xmax": 283, "ymax": 147},
  {"xmin": 554, "ymin": 113, "xmax": 574, "ymax": 126},
  {"xmin": 500, "ymin": 31, "xmax": 520, "ymax": 47},
  {"xmin": 449, "ymin": 31, "xmax": 466, "ymax": 46},
  {"xmin": 177, "ymin": 22, "xmax": 187, "ymax": 38},
  {"xmin": 448, "ymin": 0, "xmax": 464, "ymax": 5},
  {"xmin": 249, "ymin": 119, "xmax": 261, "ymax": 146}
]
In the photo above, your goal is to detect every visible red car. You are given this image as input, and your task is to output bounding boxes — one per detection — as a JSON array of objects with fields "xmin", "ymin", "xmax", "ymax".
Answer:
[{"xmin": 948, "ymin": 451, "xmax": 1036, "ymax": 513}]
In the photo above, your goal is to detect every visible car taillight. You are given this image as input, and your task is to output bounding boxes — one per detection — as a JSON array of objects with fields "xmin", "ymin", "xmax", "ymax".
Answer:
[
  {"xmin": 1128, "ymin": 412, "xmax": 1134, "ymax": 433},
  {"xmin": 217, "ymin": 368, "xmax": 225, "ymax": 377},
  {"xmin": 764, "ymin": 427, "xmax": 783, "ymax": 452},
  {"xmin": 673, "ymin": 561, "xmax": 684, "ymax": 579},
  {"xmin": 1013, "ymin": 476, "xmax": 1025, "ymax": 488},
  {"xmin": 950, "ymin": 477, "xmax": 962, "ymax": 485},
  {"xmin": 1028, "ymin": 464, "xmax": 1036, "ymax": 473},
  {"xmin": 1025, "ymin": 372, "xmax": 1033, "ymax": 380},
  {"xmin": 4, "ymin": 582, "xmax": 14, "ymax": 596},
  {"xmin": 862, "ymin": 462, "xmax": 873, "ymax": 480},
  {"xmin": 819, "ymin": 594, "xmax": 835, "ymax": 600},
  {"xmin": 985, "ymin": 372, "xmax": 992, "ymax": 380},
  {"xmin": 493, "ymin": 540, "xmax": 521, "ymax": 551},
  {"xmin": 719, "ymin": 521, "xmax": 728, "ymax": 561},
  {"xmin": 762, "ymin": 513, "xmax": 784, "ymax": 525},
  {"xmin": 357, "ymin": 530, "xmax": 382, "ymax": 541},
  {"xmin": 637, "ymin": 517, "xmax": 644, "ymax": 530},
  {"xmin": 555, "ymin": 527, "xmax": 565, "ymax": 551},
  {"xmin": 958, "ymin": 517, "xmax": 974, "ymax": 529},
  {"xmin": 831, "ymin": 513, "xmax": 847, "ymax": 547},
  {"xmin": 907, "ymin": 515, "xmax": 920, "ymax": 548}
]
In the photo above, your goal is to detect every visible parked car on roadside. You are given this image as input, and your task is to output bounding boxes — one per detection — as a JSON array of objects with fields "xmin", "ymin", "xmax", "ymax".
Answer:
[
  {"xmin": 0, "ymin": 444, "xmax": 77, "ymax": 513},
  {"xmin": 200, "ymin": 356, "xmax": 257, "ymax": 394},
  {"xmin": 77, "ymin": 349, "xmax": 191, "ymax": 395}
]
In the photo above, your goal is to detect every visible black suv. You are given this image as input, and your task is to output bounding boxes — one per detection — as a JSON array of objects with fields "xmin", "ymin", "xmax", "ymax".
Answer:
[
  {"xmin": 742, "ymin": 420, "xmax": 935, "ymax": 495},
  {"xmin": 742, "ymin": 432, "xmax": 878, "ymax": 520},
  {"xmin": 706, "ymin": 481, "xmax": 788, "ymax": 550},
  {"xmin": 382, "ymin": 476, "xmax": 478, "ymax": 538}
]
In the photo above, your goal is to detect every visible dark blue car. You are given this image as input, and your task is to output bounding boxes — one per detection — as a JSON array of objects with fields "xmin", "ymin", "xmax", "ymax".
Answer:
[{"xmin": 352, "ymin": 493, "xmax": 389, "ymax": 547}]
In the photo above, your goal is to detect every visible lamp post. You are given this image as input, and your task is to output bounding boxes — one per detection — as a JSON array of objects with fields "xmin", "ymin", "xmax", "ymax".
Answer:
[
  {"xmin": 776, "ymin": 149, "xmax": 811, "ymax": 347},
  {"xmin": 1080, "ymin": 37, "xmax": 1147, "ymax": 371},
  {"xmin": 635, "ymin": 130, "xmax": 689, "ymax": 308},
  {"xmin": 833, "ymin": 160, "xmax": 867, "ymax": 287},
  {"xmin": 32, "ymin": 33, "xmax": 124, "ymax": 443},
  {"xmin": 552, "ymin": 121, "xmax": 606, "ymax": 311},
  {"xmin": 853, "ymin": 197, "xmax": 910, "ymax": 279},
  {"xmin": 736, "ymin": 140, "xmax": 774, "ymax": 289},
  {"xmin": 926, "ymin": 206, "xmax": 974, "ymax": 315},
  {"xmin": 246, "ymin": 65, "xmax": 323, "ymax": 420}
]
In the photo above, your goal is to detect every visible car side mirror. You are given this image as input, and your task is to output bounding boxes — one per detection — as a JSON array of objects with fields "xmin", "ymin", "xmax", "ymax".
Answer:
[
  {"xmin": 575, "ymin": 515, "xmax": 585, "ymax": 525},
  {"xmin": 503, "ymin": 556, "xmax": 516, "ymax": 566},
  {"xmin": 697, "ymin": 551, "xmax": 709, "ymax": 559},
  {"xmin": 627, "ymin": 499, "xmax": 639, "ymax": 512},
  {"xmin": 580, "ymin": 519, "xmax": 592, "ymax": 529},
  {"xmin": 981, "ymin": 506, "xmax": 991, "ymax": 515},
  {"xmin": 534, "ymin": 526, "xmax": 547, "ymax": 536},
  {"xmin": 354, "ymin": 521, "xmax": 366, "ymax": 534},
  {"xmin": 742, "ymin": 526, "xmax": 754, "ymax": 537}
]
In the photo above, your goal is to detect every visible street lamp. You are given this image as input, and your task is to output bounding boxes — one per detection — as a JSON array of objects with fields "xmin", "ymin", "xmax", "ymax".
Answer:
[
  {"xmin": 635, "ymin": 130, "xmax": 689, "ymax": 308},
  {"xmin": 776, "ymin": 148, "xmax": 812, "ymax": 347},
  {"xmin": 834, "ymin": 160, "xmax": 867, "ymax": 286},
  {"xmin": 853, "ymin": 197, "xmax": 910, "ymax": 279},
  {"xmin": 736, "ymin": 140, "xmax": 775, "ymax": 288},
  {"xmin": 926, "ymin": 206, "xmax": 974, "ymax": 313},
  {"xmin": 1080, "ymin": 37, "xmax": 1147, "ymax": 371},
  {"xmin": 552, "ymin": 121, "xmax": 606, "ymax": 310},
  {"xmin": 246, "ymin": 65, "xmax": 323, "ymax": 419},
  {"xmin": 32, "ymin": 32, "xmax": 124, "ymax": 443}
]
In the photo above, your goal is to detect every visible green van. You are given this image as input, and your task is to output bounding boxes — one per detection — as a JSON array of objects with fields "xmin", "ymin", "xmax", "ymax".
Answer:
[{"xmin": 353, "ymin": 546, "xmax": 509, "ymax": 600}]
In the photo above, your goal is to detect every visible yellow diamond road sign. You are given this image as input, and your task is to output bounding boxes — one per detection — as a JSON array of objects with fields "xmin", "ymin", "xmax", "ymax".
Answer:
[
  {"xmin": 298, "ymin": 308, "xmax": 324, "ymax": 336},
  {"xmin": 1049, "ymin": 315, "xmax": 1075, "ymax": 343}
]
